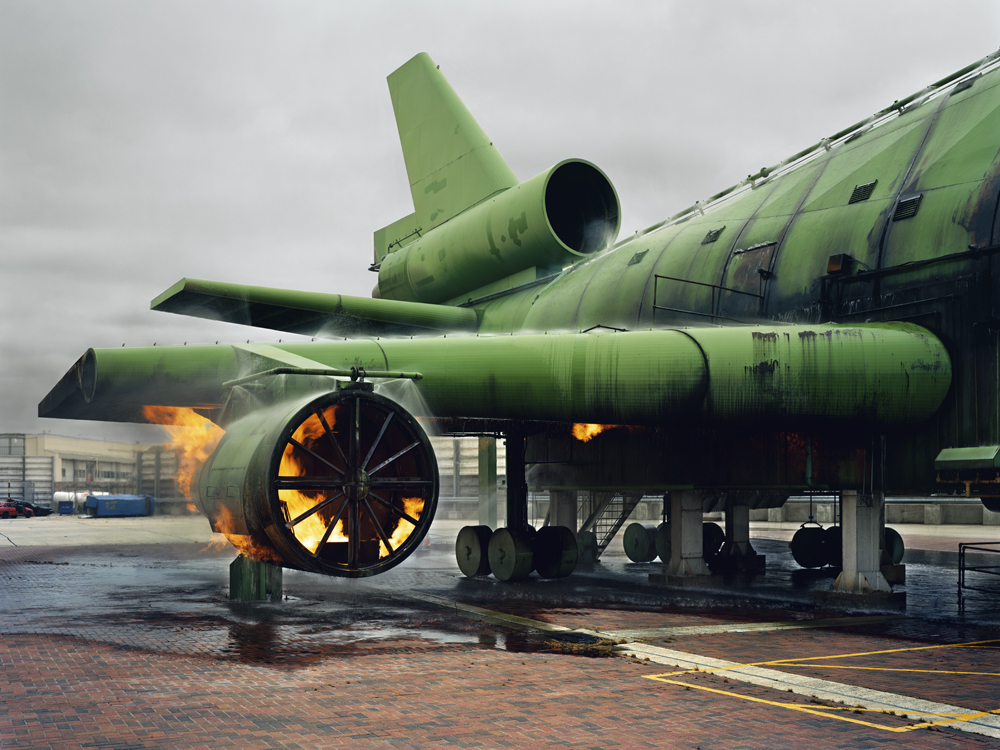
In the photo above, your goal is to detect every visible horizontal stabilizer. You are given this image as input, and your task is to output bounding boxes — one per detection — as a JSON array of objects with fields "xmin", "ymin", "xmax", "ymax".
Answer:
[{"xmin": 150, "ymin": 278, "xmax": 479, "ymax": 337}]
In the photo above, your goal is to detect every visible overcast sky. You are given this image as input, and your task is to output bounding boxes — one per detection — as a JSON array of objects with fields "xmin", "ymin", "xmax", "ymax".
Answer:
[{"xmin": 3, "ymin": 0, "xmax": 999, "ymax": 442}]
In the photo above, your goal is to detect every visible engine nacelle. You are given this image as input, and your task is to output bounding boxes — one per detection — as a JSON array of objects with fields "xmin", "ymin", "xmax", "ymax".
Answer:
[
  {"xmin": 193, "ymin": 387, "xmax": 439, "ymax": 577},
  {"xmin": 376, "ymin": 159, "xmax": 620, "ymax": 304}
]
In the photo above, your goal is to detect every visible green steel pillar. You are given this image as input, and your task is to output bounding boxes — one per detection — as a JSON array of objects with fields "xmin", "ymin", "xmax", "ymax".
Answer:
[
  {"xmin": 229, "ymin": 555, "xmax": 283, "ymax": 602},
  {"xmin": 478, "ymin": 436, "xmax": 497, "ymax": 528}
]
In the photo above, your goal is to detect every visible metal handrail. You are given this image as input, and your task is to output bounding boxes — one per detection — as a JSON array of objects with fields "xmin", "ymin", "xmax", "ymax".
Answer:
[
  {"xmin": 652, "ymin": 274, "xmax": 762, "ymax": 323},
  {"xmin": 958, "ymin": 541, "xmax": 1000, "ymax": 611}
]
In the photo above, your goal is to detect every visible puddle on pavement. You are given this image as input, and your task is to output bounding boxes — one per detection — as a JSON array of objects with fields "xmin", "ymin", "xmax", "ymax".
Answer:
[{"xmin": 7, "ymin": 536, "xmax": 1000, "ymax": 671}]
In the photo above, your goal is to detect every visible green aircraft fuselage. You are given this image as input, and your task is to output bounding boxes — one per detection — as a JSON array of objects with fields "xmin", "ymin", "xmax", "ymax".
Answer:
[{"xmin": 39, "ymin": 50, "xmax": 1000, "ymax": 539}]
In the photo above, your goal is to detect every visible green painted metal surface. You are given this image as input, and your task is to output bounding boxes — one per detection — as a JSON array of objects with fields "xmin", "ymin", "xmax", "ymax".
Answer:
[
  {"xmin": 229, "ymin": 555, "xmax": 283, "ymax": 602},
  {"xmin": 387, "ymin": 52, "xmax": 518, "ymax": 234},
  {"xmin": 152, "ymin": 277, "xmax": 479, "ymax": 336},
  {"xmin": 460, "ymin": 63, "xmax": 1000, "ymax": 334},
  {"xmin": 194, "ymin": 387, "xmax": 440, "ymax": 578},
  {"xmin": 41, "ymin": 323, "xmax": 950, "ymax": 432},
  {"xmin": 377, "ymin": 159, "xmax": 619, "ymax": 304},
  {"xmin": 934, "ymin": 446, "xmax": 1000, "ymax": 470},
  {"xmin": 41, "ymin": 50, "xmax": 1000, "ymax": 504}
]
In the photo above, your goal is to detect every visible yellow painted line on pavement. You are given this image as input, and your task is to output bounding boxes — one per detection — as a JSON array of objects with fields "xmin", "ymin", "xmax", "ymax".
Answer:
[
  {"xmin": 646, "ymin": 638, "xmax": 1000, "ymax": 678},
  {"xmin": 384, "ymin": 587, "xmax": 1000, "ymax": 736},
  {"xmin": 643, "ymin": 638, "xmax": 1000, "ymax": 734},
  {"xmin": 775, "ymin": 664, "xmax": 1000, "ymax": 677},
  {"xmin": 645, "ymin": 674, "xmax": 1000, "ymax": 734}
]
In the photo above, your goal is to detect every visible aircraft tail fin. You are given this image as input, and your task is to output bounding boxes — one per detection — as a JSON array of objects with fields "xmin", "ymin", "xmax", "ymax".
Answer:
[{"xmin": 388, "ymin": 52, "xmax": 518, "ymax": 234}]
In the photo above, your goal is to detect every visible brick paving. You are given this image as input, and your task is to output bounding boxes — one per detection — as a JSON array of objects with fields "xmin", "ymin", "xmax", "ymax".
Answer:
[
  {"xmin": 1, "ymin": 632, "xmax": 991, "ymax": 749},
  {"xmin": 1, "ymin": 541, "xmax": 998, "ymax": 748}
]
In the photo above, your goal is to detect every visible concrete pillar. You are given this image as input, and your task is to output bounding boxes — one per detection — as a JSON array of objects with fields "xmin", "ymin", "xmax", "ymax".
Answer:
[
  {"xmin": 833, "ymin": 490, "xmax": 891, "ymax": 593},
  {"xmin": 723, "ymin": 500, "xmax": 753, "ymax": 556},
  {"xmin": 667, "ymin": 490, "xmax": 710, "ymax": 577},
  {"xmin": 717, "ymin": 497, "xmax": 765, "ymax": 574},
  {"xmin": 550, "ymin": 490, "xmax": 578, "ymax": 531},
  {"xmin": 452, "ymin": 438, "xmax": 461, "ymax": 498},
  {"xmin": 478, "ymin": 437, "xmax": 497, "ymax": 528}
]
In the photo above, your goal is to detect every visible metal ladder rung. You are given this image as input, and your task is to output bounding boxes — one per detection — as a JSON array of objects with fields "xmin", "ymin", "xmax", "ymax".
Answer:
[{"xmin": 579, "ymin": 492, "xmax": 644, "ymax": 557}]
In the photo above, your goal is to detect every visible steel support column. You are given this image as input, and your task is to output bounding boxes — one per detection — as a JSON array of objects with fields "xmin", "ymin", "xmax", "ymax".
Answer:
[
  {"xmin": 505, "ymin": 432, "xmax": 528, "ymax": 531},
  {"xmin": 135, "ymin": 451, "xmax": 143, "ymax": 495},
  {"xmin": 153, "ymin": 449, "xmax": 161, "ymax": 501}
]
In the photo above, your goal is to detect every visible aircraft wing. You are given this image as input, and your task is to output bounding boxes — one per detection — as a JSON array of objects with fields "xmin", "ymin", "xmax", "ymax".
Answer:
[
  {"xmin": 150, "ymin": 278, "xmax": 479, "ymax": 337},
  {"xmin": 40, "ymin": 324, "xmax": 951, "ymax": 431}
]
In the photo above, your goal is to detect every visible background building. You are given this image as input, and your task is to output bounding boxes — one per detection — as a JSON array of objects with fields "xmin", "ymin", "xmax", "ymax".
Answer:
[{"xmin": 0, "ymin": 433, "xmax": 179, "ymax": 507}]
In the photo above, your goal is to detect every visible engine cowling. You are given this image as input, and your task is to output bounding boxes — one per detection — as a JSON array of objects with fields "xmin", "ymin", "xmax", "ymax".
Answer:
[
  {"xmin": 376, "ymin": 159, "xmax": 620, "ymax": 304},
  {"xmin": 193, "ymin": 387, "xmax": 439, "ymax": 577}
]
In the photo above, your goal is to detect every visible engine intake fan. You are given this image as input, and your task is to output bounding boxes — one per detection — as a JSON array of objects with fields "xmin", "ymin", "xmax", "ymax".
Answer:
[{"xmin": 194, "ymin": 387, "xmax": 438, "ymax": 577}]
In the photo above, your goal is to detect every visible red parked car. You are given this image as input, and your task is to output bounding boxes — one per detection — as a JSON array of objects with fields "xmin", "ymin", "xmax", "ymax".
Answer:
[{"xmin": 0, "ymin": 501, "xmax": 32, "ymax": 519}]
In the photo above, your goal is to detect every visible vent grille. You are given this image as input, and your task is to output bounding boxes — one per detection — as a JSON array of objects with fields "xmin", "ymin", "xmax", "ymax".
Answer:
[
  {"xmin": 893, "ymin": 194, "xmax": 923, "ymax": 221},
  {"xmin": 952, "ymin": 78, "xmax": 976, "ymax": 95},
  {"xmin": 849, "ymin": 180, "xmax": 878, "ymax": 204},
  {"xmin": 702, "ymin": 226, "xmax": 725, "ymax": 245},
  {"xmin": 627, "ymin": 250, "xmax": 648, "ymax": 266}
]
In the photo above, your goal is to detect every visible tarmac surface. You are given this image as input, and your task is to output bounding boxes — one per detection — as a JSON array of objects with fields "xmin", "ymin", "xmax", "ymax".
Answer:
[{"xmin": 2, "ymin": 514, "xmax": 1000, "ymax": 749}]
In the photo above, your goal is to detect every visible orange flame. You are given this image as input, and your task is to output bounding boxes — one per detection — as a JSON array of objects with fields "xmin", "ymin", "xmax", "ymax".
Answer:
[
  {"xmin": 572, "ymin": 423, "xmax": 617, "ymax": 442},
  {"xmin": 205, "ymin": 535, "xmax": 230, "ymax": 552},
  {"xmin": 212, "ymin": 505, "xmax": 283, "ymax": 564},
  {"xmin": 143, "ymin": 406, "xmax": 225, "ymax": 511},
  {"xmin": 278, "ymin": 406, "xmax": 349, "ymax": 553},
  {"xmin": 378, "ymin": 497, "xmax": 424, "ymax": 558}
]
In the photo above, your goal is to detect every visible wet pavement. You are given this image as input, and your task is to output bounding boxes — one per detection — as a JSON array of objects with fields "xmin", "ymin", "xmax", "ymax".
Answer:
[{"xmin": 1, "ymin": 515, "xmax": 1000, "ymax": 748}]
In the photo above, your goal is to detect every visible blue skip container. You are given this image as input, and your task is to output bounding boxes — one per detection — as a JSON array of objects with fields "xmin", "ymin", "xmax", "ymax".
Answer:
[{"xmin": 85, "ymin": 494, "xmax": 155, "ymax": 517}]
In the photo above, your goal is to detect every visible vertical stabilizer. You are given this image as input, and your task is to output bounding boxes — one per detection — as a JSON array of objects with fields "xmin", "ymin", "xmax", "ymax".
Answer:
[{"xmin": 388, "ymin": 52, "xmax": 519, "ymax": 232}]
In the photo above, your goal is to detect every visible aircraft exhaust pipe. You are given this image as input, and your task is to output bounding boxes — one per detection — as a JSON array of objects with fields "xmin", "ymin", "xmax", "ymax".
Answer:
[{"xmin": 377, "ymin": 159, "xmax": 621, "ymax": 304}]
